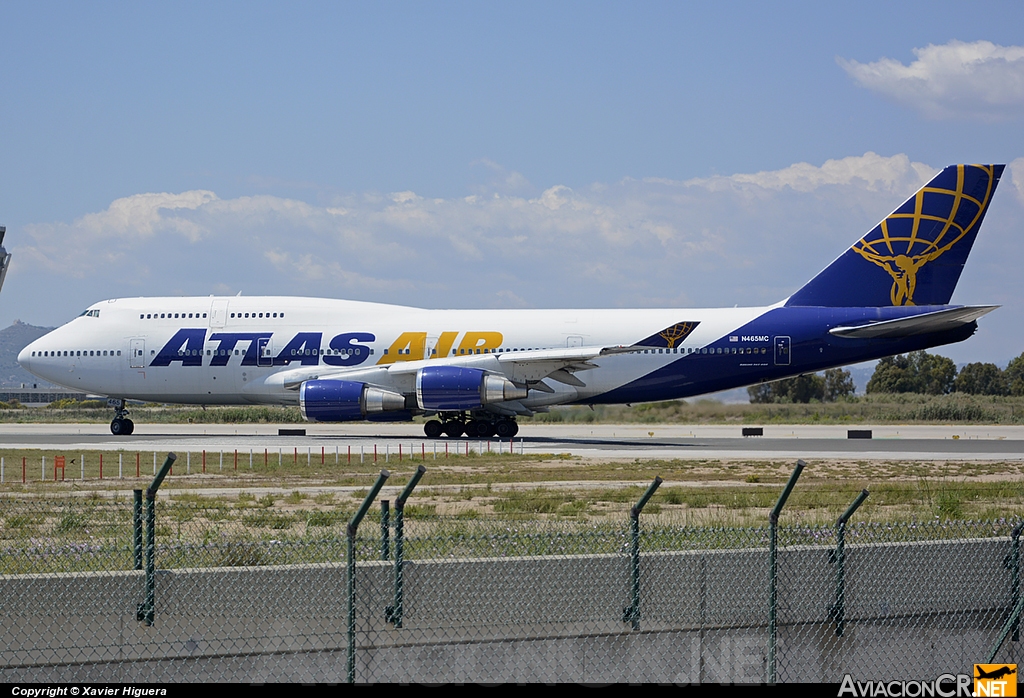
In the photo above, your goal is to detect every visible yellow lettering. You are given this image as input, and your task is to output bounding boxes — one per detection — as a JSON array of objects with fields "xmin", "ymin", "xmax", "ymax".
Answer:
[
  {"xmin": 377, "ymin": 332, "xmax": 427, "ymax": 365},
  {"xmin": 457, "ymin": 332, "xmax": 503, "ymax": 354},
  {"xmin": 433, "ymin": 332, "xmax": 459, "ymax": 359}
]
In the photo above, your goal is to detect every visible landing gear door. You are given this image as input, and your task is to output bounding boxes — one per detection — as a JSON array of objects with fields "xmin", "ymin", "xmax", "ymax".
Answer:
[
  {"xmin": 130, "ymin": 339, "xmax": 145, "ymax": 368},
  {"xmin": 774, "ymin": 336, "xmax": 791, "ymax": 366},
  {"xmin": 258, "ymin": 337, "xmax": 273, "ymax": 367}
]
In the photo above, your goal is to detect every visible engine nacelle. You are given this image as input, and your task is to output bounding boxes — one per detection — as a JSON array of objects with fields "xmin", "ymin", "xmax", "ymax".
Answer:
[
  {"xmin": 300, "ymin": 379, "xmax": 406, "ymax": 422},
  {"xmin": 416, "ymin": 366, "xmax": 528, "ymax": 410}
]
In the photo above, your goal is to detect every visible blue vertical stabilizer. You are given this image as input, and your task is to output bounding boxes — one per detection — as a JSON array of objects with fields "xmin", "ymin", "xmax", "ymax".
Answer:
[{"xmin": 786, "ymin": 164, "xmax": 1004, "ymax": 307}]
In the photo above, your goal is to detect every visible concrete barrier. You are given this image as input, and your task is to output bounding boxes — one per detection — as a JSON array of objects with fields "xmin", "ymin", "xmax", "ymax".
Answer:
[{"xmin": 0, "ymin": 538, "xmax": 1015, "ymax": 682}]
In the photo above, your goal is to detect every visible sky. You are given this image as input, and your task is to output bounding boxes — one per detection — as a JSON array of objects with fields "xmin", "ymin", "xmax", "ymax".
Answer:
[{"xmin": 1, "ymin": 2, "xmax": 1023, "ymax": 366}]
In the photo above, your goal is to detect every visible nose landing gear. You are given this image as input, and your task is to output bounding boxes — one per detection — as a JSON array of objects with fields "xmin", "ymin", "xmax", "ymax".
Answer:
[{"xmin": 108, "ymin": 398, "xmax": 135, "ymax": 436}]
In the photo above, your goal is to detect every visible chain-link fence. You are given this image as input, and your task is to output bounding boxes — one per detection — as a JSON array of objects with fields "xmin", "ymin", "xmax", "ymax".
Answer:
[{"xmin": 1, "ymin": 492, "xmax": 1021, "ymax": 683}]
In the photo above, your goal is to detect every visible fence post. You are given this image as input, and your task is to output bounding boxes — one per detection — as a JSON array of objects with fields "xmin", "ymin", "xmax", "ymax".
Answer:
[
  {"xmin": 1012, "ymin": 522, "xmax": 1023, "ymax": 642},
  {"xmin": 136, "ymin": 453, "xmax": 177, "ymax": 627},
  {"xmin": 133, "ymin": 490, "xmax": 143, "ymax": 570},
  {"xmin": 830, "ymin": 489, "xmax": 869, "ymax": 637},
  {"xmin": 622, "ymin": 476, "xmax": 662, "ymax": 630},
  {"xmin": 347, "ymin": 470, "xmax": 390, "ymax": 684},
  {"xmin": 768, "ymin": 459, "xmax": 805, "ymax": 684},
  {"xmin": 381, "ymin": 500, "xmax": 390, "ymax": 560},
  {"xmin": 386, "ymin": 465, "xmax": 426, "ymax": 629}
]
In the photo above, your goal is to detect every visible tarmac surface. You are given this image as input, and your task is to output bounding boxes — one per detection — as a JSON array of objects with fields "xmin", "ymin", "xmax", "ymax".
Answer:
[{"xmin": 0, "ymin": 422, "xmax": 1022, "ymax": 461}]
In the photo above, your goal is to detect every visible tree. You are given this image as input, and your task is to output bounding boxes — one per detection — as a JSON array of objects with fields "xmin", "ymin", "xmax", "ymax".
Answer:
[
  {"xmin": 747, "ymin": 383, "xmax": 775, "ymax": 404},
  {"xmin": 823, "ymin": 368, "xmax": 855, "ymax": 401},
  {"xmin": 1006, "ymin": 353, "xmax": 1024, "ymax": 396},
  {"xmin": 747, "ymin": 373, "xmax": 826, "ymax": 403},
  {"xmin": 866, "ymin": 355, "xmax": 917, "ymax": 394},
  {"xmin": 915, "ymin": 352, "xmax": 957, "ymax": 395},
  {"xmin": 866, "ymin": 351, "xmax": 956, "ymax": 395},
  {"xmin": 954, "ymin": 362, "xmax": 1009, "ymax": 395}
]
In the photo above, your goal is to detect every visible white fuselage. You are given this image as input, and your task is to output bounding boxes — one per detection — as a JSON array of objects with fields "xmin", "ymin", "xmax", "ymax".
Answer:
[{"xmin": 18, "ymin": 296, "xmax": 768, "ymax": 408}]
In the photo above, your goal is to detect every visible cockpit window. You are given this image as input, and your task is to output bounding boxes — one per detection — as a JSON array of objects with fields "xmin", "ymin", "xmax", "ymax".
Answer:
[{"xmin": 79, "ymin": 309, "xmax": 100, "ymax": 318}]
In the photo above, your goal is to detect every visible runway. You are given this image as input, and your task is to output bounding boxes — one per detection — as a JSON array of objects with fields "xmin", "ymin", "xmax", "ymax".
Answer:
[{"xmin": 0, "ymin": 423, "xmax": 1022, "ymax": 461}]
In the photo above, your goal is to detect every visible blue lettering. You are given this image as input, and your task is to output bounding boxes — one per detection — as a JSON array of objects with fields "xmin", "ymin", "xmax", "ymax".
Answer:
[
  {"xmin": 209, "ymin": 332, "xmax": 273, "ymax": 366},
  {"xmin": 274, "ymin": 332, "xmax": 323, "ymax": 366},
  {"xmin": 323, "ymin": 332, "xmax": 374, "ymax": 367},
  {"xmin": 151, "ymin": 328, "xmax": 207, "ymax": 367}
]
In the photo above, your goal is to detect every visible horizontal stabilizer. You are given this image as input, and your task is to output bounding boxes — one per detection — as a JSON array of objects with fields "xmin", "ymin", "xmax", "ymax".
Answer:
[{"xmin": 829, "ymin": 305, "xmax": 998, "ymax": 339}]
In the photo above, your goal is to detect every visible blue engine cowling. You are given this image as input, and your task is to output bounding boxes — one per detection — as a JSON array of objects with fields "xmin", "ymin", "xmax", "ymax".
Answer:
[
  {"xmin": 300, "ymin": 379, "xmax": 406, "ymax": 422},
  {"xmin": 416, "ymin": 366, "xmax": 528, "ymax": 410}
]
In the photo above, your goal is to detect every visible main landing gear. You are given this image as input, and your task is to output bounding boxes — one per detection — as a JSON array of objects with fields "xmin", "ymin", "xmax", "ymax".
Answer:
[
  {"xmin": 423, "ymin": 412, "xmax": 519, "ymax": 439},
  {"xmin": 109, "ymin": 398, "xmax": 135, "ymax": 436}
]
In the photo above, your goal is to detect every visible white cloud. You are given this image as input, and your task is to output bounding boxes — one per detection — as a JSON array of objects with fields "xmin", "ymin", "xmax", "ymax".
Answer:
[
  {"xmin": 839, "ymin": 40, "xmax": 1024, "ymax": 120},
  {"xmin": 1008, "ymin": 157, "xmax": 1024, "ymax": 204},
  {"xmin": 12, "ymin": 152, "xmax": 1022, "ymax": 353},
  {"xmin": 677, "ymin": 152, "xmax": 935, "ymax": 193}
]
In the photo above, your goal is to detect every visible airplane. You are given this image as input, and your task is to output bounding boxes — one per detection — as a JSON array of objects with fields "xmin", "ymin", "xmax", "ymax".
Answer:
[{"xmin": 17, "ymin": 164, "xmax": 1005, "ymax": 438}]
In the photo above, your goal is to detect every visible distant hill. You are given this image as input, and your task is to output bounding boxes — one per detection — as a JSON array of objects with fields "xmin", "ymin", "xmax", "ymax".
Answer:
[{"xmin": 0, "ymin": 321, "xmax": 56, "ymax": 387}]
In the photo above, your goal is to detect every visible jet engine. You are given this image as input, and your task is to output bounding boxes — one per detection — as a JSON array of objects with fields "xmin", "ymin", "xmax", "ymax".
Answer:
[
  {"xmin": 299, "ymin": 379, "xmax": 406, "ymax": 422},
  {"xmin": 415, "ymin": 366, "xmax": 527, "ymax": 410}
]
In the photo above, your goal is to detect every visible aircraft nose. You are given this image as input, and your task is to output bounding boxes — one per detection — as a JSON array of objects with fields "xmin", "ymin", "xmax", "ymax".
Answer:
[{"xmin": 17, "ymin": 344, "xmax": 32, "ymax": 368}]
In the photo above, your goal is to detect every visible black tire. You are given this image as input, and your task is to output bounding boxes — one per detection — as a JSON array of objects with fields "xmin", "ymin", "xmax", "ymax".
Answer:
[
  {"xmin": 443, "ymin": 423, "xmax": 464, "ymax": 438},
  {"xmin": 424, "ymin": 420, "xmax": 443, "ymax": 439},
  {"xmin": 464, "ymin": 420, "xmax": 480, "ymax": 438},
  {"xmin": 110, "ymin": 419, "xmax": 124, "ymax": 436},
  {"xmin": 477, "ymin": 422, "xmax": 495, "ymax": 439},
  {"xmin": 508, "ymin": 421, "xmax": 519, "ymax": 438},
  {"xmin": 124, "ymin": 419, "xmax": 135, "ymax": 435},
  {"xmin": 495, "ymin": 420, "xmax": 514, "ymax": 438}
]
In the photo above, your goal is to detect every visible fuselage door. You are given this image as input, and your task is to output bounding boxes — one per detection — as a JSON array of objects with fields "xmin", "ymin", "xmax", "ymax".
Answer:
[
  {"xmin": 567, "ymin": 335, "xmax": 583, "ymax": 348},
  {"xmin": 130, "ymin": 339, "xmax": 146, "ymax": 368},
  {"xmin": 774, "ymin": 336, "xmax": 791, "ymax": 366},
  {"xmin": 257, "ymin": 337, "xmax": 273, "ymax": 367},
  {"xmin": 210, "ymin": 300, "xmax": 229, "ymax": 329}
]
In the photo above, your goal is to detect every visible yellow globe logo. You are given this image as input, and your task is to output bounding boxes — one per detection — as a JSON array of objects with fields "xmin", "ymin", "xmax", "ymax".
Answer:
[{"xmin": 853, "ymin": 164, "xmax": 997, "ymax": 305}]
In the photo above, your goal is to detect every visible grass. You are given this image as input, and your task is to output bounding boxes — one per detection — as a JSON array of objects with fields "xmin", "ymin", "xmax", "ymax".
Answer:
[
  {"xmin": 524, "ymin": 393, "xmax": 1024, "ymax": 425},
  {"xmin": 0, "ymin": 406, "xmax": 1022, "ymax": 573}
]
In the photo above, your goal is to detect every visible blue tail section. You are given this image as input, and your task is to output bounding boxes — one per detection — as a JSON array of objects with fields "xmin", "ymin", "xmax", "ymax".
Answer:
[{"xmin": 786, "ymin": 164, "xmax": 1004, "ymax": 307}]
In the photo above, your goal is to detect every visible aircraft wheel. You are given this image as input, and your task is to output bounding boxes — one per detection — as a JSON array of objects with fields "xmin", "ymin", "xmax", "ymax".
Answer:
[
  {"xmin": 110, "ymin": 419, "xmax": 125, "ymax": 436},
  {"xmin": 495, "ymin": 420, "xmax": 514, "ymax": 438},
  {"xmin": 464, "ymin": 420, "xmax": 480, "ymax": 438},
  {"xmin": 477, "ymin": 421, "xmax": 495, "ymax": 439},
  {"xmin": 124, "ymin": 419, "xmax": 135, "ymax": 435},
  {"xmin": 443, "ymin": 423, "xmax": 464, "ymax": 438},
  {"xmin": 508, "ymin": 421, "xmax": 519, "ymax": 437},
  {"xmin": 424, "ymin": 420, "xmax": 443, "ymax": 439}
]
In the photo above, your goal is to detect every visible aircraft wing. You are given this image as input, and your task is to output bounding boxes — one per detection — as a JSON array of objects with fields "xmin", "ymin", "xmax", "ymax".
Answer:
[
  {"xmin": 272, "ymin": 343, "xmax": 635, "ymax": 392},
  {"xmin": 828, "ymin": 305, "xmax": 998, "ymax": 339}
]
